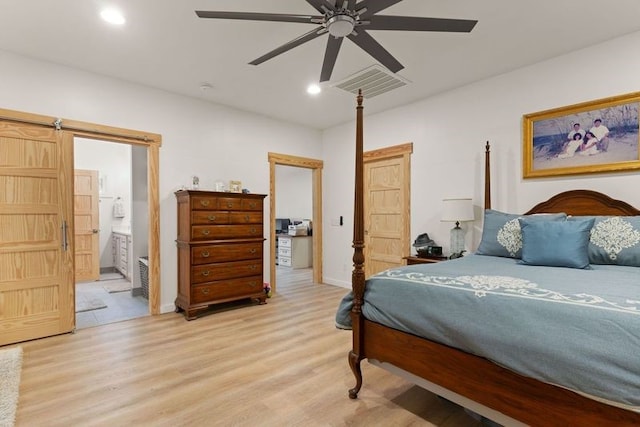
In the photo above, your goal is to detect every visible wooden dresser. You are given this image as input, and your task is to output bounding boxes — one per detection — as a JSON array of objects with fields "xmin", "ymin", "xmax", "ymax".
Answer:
[{"xmin": 175, "ymin": 190, "xmax": 267, "ymax": 320}]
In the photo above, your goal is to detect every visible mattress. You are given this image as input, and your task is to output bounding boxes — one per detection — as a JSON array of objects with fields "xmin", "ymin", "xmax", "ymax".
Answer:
[{"xmin": 336, "ymin": 254, "xmax": 640, "ymax": 411}]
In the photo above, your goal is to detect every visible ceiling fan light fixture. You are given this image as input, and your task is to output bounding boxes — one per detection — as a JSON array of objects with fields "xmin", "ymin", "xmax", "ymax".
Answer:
[{"xmin": 326, "ymin": 15, "xmax": 355, "ymax": 37}]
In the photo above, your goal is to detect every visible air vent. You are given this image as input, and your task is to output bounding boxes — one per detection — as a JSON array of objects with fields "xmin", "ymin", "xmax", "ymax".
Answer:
[{"xmin": 332, "ymin": 64, "xmax": 410, "ymax": 98}]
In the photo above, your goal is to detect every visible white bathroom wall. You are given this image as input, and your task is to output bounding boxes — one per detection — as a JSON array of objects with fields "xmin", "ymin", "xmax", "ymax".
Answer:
[
  {"xmin": 74, "ymin": 138, "xmax": 132, "ymax": 269},
  {"xmin": 0, "ymin": 49, "xmax": 322, "ymax": 312},
  {"xmin": 321, "ymin": 30, "xmax": 640, "ymax": 288}
]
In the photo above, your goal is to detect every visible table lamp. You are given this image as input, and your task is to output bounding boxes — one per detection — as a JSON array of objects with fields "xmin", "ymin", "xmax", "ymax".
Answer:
[{"xmin": 441, "ymin": 198, "xmax": 474, "ymax": 256}]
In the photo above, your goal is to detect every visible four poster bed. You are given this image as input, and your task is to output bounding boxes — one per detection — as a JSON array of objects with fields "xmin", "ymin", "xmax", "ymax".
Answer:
[{"xmin": 342, "ymin": 91, "xmax": 640, "ymax": 425}]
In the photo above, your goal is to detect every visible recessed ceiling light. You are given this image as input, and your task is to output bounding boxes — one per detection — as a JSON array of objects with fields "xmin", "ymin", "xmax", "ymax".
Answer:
[
  {"xmin": 307, "ymin": 84, "xmax": 321, "ymax": 95},
  {"xmin": 100, "ymin": 8, "xmax": 125, "ymax": 25}
]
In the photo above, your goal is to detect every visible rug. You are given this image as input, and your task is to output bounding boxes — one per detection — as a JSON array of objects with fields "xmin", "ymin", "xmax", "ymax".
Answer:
[
  {"xmin": 100, "ymin": 272, "xmax": 124, "ymax": 281},
  {"xmin": 76, "ymin": 297, "xmax": 107, "ymax": 313},
  {"xmin": 0, "ymin": 346, "xmax": 22, "ymax": 427},
  {"xmin": 102, "ymin": 282, "xmax": 132, "ymax": 293}
]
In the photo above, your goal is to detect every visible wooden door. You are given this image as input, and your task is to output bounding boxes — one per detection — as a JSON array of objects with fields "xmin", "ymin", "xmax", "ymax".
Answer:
[
  {"xmin": 0, "ymin": 121, "xmax": 75, "ymax": 345},
  {"xmin": 363, "ymin": 145, "xmax": 411, "ymax": 278},
  {"xmin": 74, "ymin": 169, "xmax": 100, "ymax": 282}
]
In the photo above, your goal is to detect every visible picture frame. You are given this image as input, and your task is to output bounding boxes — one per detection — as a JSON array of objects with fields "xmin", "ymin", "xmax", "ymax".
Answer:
[
  {"xmin": 523, "ymin": 91, "xmax": 640, "ymax": 178},
  {"xmin": 229, "ymin": 180, "xmax": 242, "ymax": 193}
]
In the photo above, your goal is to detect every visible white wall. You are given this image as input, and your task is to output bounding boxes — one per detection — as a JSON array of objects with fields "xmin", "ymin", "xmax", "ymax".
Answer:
[
  {"xmin": 74, "ymin": 138, "xmax": 132, "ymax": 269},
  {"xmin": 0, "ymin": 49, "xmax": 322, "ymax": 313},
  {"xmin": 275, "ymin": 165, "xmax": 313, "ymax": 220},
  {"xmin": 321, "ymin": 30, "xmax": 640, "ymax": 288}
]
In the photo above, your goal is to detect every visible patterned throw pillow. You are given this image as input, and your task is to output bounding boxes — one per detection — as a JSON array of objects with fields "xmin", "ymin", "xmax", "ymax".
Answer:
[
  {"xmin": 518, "ymin": 217, "xmax": 594, "ymax": 269},
  {"xmin": 476, "ymin": 209, "xmax": 567, "ymax": 258},
  {"xmin": 570, "ymin": 216, "xmax": 640, "ymax": 267}
]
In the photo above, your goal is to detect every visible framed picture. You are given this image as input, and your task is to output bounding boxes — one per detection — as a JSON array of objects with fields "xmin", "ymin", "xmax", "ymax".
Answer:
[
  {"xmin": 523, "ymin": 91, "xmax": 640, "ymax": 178},
  {"xmin": 229, "ymin": 180, "xmax": 242, "ymax": 193}
]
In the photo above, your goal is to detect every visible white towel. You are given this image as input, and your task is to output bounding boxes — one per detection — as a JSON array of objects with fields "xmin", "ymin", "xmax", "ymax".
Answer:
[{"xmin": 113, "ymin": 198, "xmax": 125, "ymax": 218}]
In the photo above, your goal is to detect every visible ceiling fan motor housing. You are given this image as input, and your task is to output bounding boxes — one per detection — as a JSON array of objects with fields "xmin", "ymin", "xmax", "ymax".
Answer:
[{"xmin": 326, "ymin": 11, "xmax": 357, "ymax": 37}]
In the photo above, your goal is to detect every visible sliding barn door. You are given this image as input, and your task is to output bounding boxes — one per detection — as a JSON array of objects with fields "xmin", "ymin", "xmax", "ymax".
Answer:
[
  {"xmin": 74, "ymin": 169, "xmax": 100, "ymax": 282},
  {"xmin": 0, "ymin": 121, "xmax": 75, "ymax": 345}
]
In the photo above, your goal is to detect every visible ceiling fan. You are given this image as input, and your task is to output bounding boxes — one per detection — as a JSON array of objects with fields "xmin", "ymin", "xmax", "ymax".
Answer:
[{"xmin": 196, "ymin": 0, "xmax": 477, "ymax": 82}]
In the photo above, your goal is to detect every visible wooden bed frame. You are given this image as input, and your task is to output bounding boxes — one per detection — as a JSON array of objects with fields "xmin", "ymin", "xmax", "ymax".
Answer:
[{"xmin": 347, "ymin": 91, "xmax": 640, "ymax": 425}]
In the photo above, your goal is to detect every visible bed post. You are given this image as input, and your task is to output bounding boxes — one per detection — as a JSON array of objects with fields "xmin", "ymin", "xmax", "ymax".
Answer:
[
  {"xmin": 348, "ymin": 90, "xmax": 365, "ymax": 399},
  {"xmin": 484, "ymin": 141, "xmax": 491, "ymax": 210}
]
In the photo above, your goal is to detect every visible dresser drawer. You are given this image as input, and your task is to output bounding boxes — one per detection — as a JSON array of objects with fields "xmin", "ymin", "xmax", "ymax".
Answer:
[
  {"xmin": 191, "ymin": 211, "xmax": 229, "ymax": 225},
  {"xmin": 229, "ymin": 211, "xmax": 263, "ymax": 224},
  {"xmin": 191, "ymin": 259, "xmax": 262, "ymax": 284},
  {"xmin": 191, "ymin": 195, "xmax": 220, "ymax": 210},
  {"xmin": 191, "ymin": 224, "xmax": 263, "ymax": 240},
  {"xmin": 240, "ymin": 198, "xmax": 263, "ymax": 211},
  {"xmin": 279, "ymin": 257, "xmax": 292, "ymax": 267},
  {"xmin": 278, "ymin": 247, "xmax": 291, "ymax": 257},
  {"xmin": 278, "ymin": 237, "xmax": 292, "ymax": 248},
  {"xmin": 191, "ymin": 276, "xmax": 263, "ymax": 304},
  {"xmin": 192, "ymin": 243, "xmax": 262, "ymax": 265}
]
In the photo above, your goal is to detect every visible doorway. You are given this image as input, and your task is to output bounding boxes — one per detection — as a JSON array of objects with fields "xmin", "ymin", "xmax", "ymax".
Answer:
[
  {"xmin": 73, "ymin": 138, "xmax": 150, "ymax": 328},
  {"xmin": 268, "ymin": 153, "xmax": 323, "ymax": 294},
  {"xmin": 0, "ymin": 106, "xmax": 161, "ymax": 346}
]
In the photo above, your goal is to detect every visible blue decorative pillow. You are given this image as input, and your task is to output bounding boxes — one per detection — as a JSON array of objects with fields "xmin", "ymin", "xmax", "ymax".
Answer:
[
  {"xmin": 518, "ymin": 217, "xmax": 595, "ymax": 269},
  {"xmin": 476, "ymin": 210, "xmax": 567, "ymax": 258},
  {"xmin": 569, "ymin": 216, "xmax": 640, "ymax": 267}
]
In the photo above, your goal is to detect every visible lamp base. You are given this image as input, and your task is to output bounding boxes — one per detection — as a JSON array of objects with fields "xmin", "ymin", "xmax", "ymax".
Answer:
[{"xmin": 450, "ymin": 225, "xmax": 465, "ymax": 256}]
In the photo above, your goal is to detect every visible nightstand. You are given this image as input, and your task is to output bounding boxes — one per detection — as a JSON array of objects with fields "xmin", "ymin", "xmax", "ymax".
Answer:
[{"xmin": 404, "ymin": 255, "xmax": 448, "ymax": 265}]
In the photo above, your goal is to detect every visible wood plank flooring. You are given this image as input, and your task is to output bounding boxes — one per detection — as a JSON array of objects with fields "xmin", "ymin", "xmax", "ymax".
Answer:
[{"xmin": 13, "ymin": 268, "xmax": 484, "ymax": 426}]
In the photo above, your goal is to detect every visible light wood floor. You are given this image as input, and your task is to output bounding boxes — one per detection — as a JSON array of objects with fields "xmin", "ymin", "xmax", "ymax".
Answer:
[{"xmin": 13, "ymin": 269, "xmax": 484, "ymax": 426}]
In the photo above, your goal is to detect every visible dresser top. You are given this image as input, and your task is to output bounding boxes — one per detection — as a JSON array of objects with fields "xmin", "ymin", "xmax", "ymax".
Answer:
[{"xmin": 175, "ymin": 189, "xmax": 266, "ymax": 198}]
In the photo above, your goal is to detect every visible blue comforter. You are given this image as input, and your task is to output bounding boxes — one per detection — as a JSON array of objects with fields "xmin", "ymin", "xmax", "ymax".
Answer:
[{"xmin": 336, "ymin": 254, "xmax": 640, "ymax": 411}]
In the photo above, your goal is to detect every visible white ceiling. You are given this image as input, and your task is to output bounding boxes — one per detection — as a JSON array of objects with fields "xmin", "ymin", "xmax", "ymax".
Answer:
[{"xmin": 1, "ymin": 1, "xmax": 640, "ymax": 130}]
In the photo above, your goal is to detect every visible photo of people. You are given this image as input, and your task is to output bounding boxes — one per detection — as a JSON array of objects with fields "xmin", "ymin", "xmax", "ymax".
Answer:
[{"xmin": 529, "ymin": 101, "xmax": 639, "ymax": 173}]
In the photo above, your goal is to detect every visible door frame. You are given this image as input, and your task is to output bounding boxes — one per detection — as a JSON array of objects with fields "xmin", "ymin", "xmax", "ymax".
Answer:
[
  {"xmin": 0, "ymin": 107, "xmax": 162, "ymax": 315},
  {"xmin": 268, "ymin": 153, "xmax": 323, "ymax": 293}
]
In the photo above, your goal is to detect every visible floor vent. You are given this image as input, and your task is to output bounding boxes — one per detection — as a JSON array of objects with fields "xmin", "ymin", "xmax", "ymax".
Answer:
[{"xmin": 332, "ymin": 64, "xmax": 410, "ymax": 98}]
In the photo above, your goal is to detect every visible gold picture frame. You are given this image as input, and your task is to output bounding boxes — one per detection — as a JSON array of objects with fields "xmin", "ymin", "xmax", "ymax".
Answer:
[
  {"xmin": 229, "ymin": 180, "xmax": 242, "ymax": 193},
  {"xmin": 523, "ymin": 91, "xmax": 640, "ymax": 178}
]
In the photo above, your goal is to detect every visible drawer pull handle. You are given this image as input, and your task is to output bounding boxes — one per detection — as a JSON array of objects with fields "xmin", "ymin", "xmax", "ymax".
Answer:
[
  {"xmin": 227, "ymin": 202, "xmax": 233, "ymax": 208},
  {"xmin": 250, "ymin": 228, "xmax": 257, "ymax": 234},
  {"xmin": 244, "ymin": 215, "xmax": 249, "ymax": 221},
  {"xmin": 207, "ymin": 215, "xmax": 216, "ymax": 221},
  {"xmin": 249, "ymin": 281, "xmax": 257, "ymax": 287},
  {"xmin": 202, "ymin": 270, "xmax": 210, "ymax": 277},
  {"xmin": 249, "ymin": 202, "xmax": 256, "ymax": 208},
  {"xmin": 202, "ymin": 251, "xmax": 210, "ymax": 257},
  {"xmin": 249, "ymin": 265, "xmax": 257, "ymax": 271},
  {"xmin": 249, "ymin": 248, "xmax": 256, "ymax": 254},
  {"xmin": 200, "ymin": 200, "xmax": 210, "ymax": 207},
  {"xmin": 202, "ymin": 288, "xmax": 210, "ymax": 295},
  {"xmin": 202, "ymin": 230, "xmax": 210, "ymax": 236}
]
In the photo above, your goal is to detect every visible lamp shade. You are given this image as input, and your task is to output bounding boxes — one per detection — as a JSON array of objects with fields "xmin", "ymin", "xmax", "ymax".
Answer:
[{"xmin": 441, "ymin": 198, "xmax": 474, "ymax": 222}]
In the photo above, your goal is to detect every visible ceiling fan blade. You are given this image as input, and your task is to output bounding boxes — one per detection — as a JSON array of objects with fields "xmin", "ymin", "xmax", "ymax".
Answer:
[
  {"xmin": 357, "ymin": 0, "xmax": 402, "ymax": 18},
  {"xmin": 347, "ymin": 30, "xmax": 403, "ymax": 73},
  {"xmin": 367, "ymin": 15, "xmax": 478, "ymax": 32},
  {"xmin": 305, "ymin": 0, "xmax": 337, "ymax": 14},
  {"xmin": 320, "ymin": 37, "xmax": 344, "ymax": 82},
  {"xmin": 249, "ymin": 27, "xmax": 326, "ymax": 66},
  {"xmin": 195, "ymin": 11, "xmax": 320, "ymax": 25}
]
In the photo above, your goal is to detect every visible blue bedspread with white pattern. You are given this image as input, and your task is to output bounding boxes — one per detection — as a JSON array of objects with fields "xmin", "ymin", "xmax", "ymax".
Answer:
[{"xmin": 335, "ymin": 254, "xmax": 640, "ymax": 411}]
